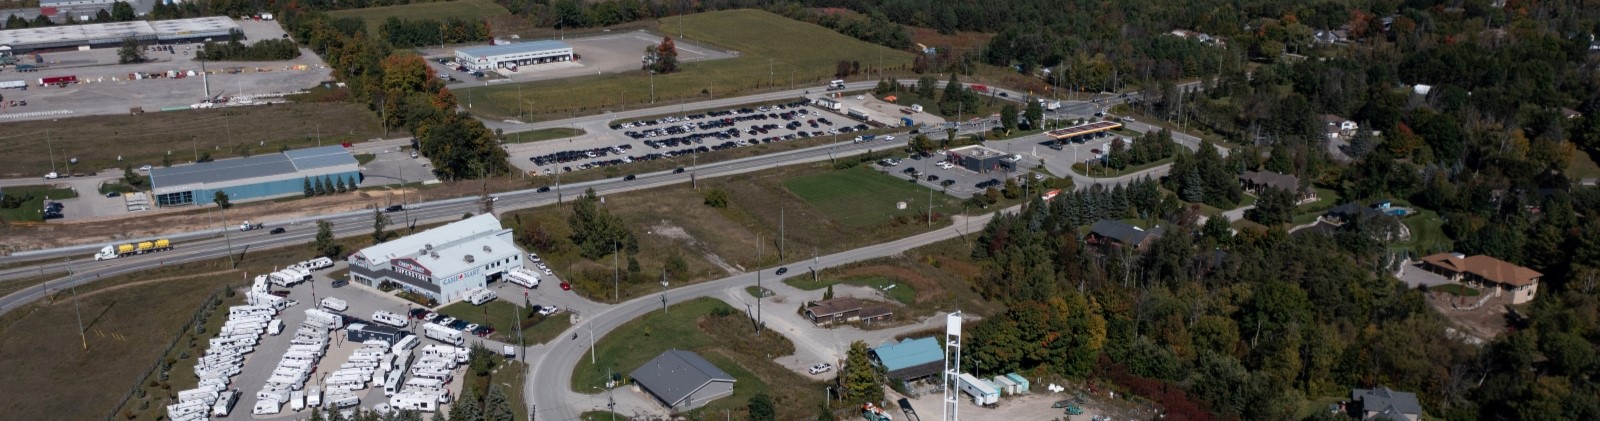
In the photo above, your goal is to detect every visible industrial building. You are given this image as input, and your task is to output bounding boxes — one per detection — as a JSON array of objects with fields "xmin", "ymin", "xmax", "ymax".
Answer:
[
  {"xmin": 454, "ymin": 40, "xmax": 573, "ymax": 71},
  {"xmin": 871, "ymin": 337, "xmax": 945, "ymax": 383},
  {"xmin": 346, "ymin": 323, "xmax": 408, "ymax": 345},
  {"xmin": 346, "ymin": 214, "xmax": 523, "ymax": 305},
  {"xmin": 149, "ymin": 145, "xmax": 359, "ymax": 207},
  {"xmin": 630, "ymin": 349, "xmax": 736, "ymax": 412},
  {"xmin": 947, "ymin": 145, "xmax": 1015, "ymax": 173},
  {"xmin": 0, "ymin": 17, "xmax": 240, "ymax": 52}
]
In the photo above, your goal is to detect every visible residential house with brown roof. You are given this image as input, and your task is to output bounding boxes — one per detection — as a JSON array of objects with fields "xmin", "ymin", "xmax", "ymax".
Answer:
[
  {"xmin": 1419, "ymin": 253, "xmax": 1542, "ymax": 304},
  {"xmin": 805, "ymin": 297, "xmax": 893, "ymax": 326}
]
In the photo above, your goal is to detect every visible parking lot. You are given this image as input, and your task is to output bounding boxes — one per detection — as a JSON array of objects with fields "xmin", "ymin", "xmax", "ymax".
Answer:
[
  {"xmin": 871, "ymin": 148, "xmax": 1052, "ymax": 198},
  {"xmin": 417, "ymin": 30, "xmax": 733, "ymax": 86},
  {"xmin": 0, "ymin": 19, "xmax": 329, "ymax": 123},
  {"xmin": 990, "ymin": 129, "xmax": 1132, "ymax": 169},
  {"xmin": 358, "ymin": 147, "xmax": 440, "ymax": 189},
  {"xmin": 514, "ymin": 100, "xmax": 876, "ymax": 175}
]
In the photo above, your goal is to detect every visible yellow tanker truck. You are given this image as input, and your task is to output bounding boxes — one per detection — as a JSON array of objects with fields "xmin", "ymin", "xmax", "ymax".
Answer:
[{"xmin": 94, "ymin": 239, "xmax": 172, "ymax": 261}]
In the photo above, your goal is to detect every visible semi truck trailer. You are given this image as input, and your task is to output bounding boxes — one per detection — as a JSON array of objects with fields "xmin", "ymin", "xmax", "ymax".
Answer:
[{"xmin": 95, "ymin": 239, "xmax": 172, "ymax": 260}]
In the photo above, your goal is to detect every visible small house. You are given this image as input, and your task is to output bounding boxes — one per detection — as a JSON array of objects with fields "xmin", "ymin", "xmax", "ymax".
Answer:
[
  {"xmin": 630, "ymin": 350, "xmax": 736, "ymax": 412},
  {"xmin": 1419, "ymin": 253, "xmax": 1542, "ymax": 304},
  {"xmin": 1350, "ymin": 387, "xmax": 1422, "ymax": 421},
  {"xmin": 805, "ymin": 297, "xmax": 893, "ymax": 326}
]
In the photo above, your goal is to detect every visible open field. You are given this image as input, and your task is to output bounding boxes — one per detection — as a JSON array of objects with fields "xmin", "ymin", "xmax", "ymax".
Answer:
[
  {"xmin": 1394, "ymin": 208, "xmax": 1451, "ymax": 256},
  {"xmin": 0, "ymin": 102, "xmax": 387, "ymax": 178},
  {"xmin": 785, "ymin": 275, "xmax": 916, "ymax": 305},
  {"xmin": 0, "ymin": 272, "xmax": 233, "ymax": 421},
  {"xmin": 459, "ymin": 9, "xmax": 915, "ymax": 121},
  {"xmin": 571, "ymin": 298, "xmax": 822, "ymax": 418},
  {"xmin": 908, "ymin": 27, "xmax": 995, "ymax": 51},
  {"xmin": 1570, "ymin": 149, "xmax": 1600, "ymax": 180},
  {"xmin": 783, "ymin": 166, "xmax": 962, "ymax": 228},
  {"xmin": 328, "ymin": 0, "xmax": 511, "ymax": 35},
  {"xmin": 506, "ymin": 162, "xmax": 957, "ymax": 303},
  {"xmin": 0, "ymin": 184, "xmax": 77, "ymax": 222}
]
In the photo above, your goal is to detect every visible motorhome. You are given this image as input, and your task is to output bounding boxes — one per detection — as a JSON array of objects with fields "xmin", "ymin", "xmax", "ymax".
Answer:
[
  {"xmin": 422, "ymin": 323, "xmax": 463, "ymax": 346},
  {"xmin": 504, "ymin": 268, "xmax": 540, "ymax": 288},
  {"xmin": 212, "ymin": 389, "xmax": 240, "ymax": 416}
]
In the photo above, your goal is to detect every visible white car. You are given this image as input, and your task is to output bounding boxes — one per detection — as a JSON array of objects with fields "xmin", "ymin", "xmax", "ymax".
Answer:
[
  {"xmin": 528, "ymin": 253, "xmax": 541, "ymax": 262},
  {"xmin": 538, "ymin": 306, "xmax": 560, "ymax": 316},
  {"xmin": 883, "ymin": 136, "xmax": 896, "ymax": 141},
  {"xmin": 139, "ymin": 164, "xmax": 153, "ymax": 172},
  {"xmin": 438, "ymin": 317, "xmax": 456, "ymax": 325},
  {"xmin": 542, "ymin": 268, "xmax": 553, "ymax": 276},
  {"xmin": 808, "ymin": 363, "xmax": 833, "ymax": 374}
]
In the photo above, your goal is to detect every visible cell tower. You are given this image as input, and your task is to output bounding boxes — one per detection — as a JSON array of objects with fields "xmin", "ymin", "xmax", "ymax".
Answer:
[{"xmin": 942, "ymin": 311, "xmax": 963, "ymax": 421}]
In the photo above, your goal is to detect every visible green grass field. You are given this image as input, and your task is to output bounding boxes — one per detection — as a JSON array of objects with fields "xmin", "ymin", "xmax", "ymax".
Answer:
[
  {"xmin": 783, "ymin": 166, "xmax": 961, "ymax": 228},
  {"xmin": 506, "ymin": 127, "xmax": 586, "ymax": 144},
  {"xmin": 571, "ymin": 298, "xmax": 821, "ymax": 417},
  {"xmin": 460, "ymin": 9, "xmax": 915, "ymax": 121},
  {"xmin": 328, "ymin": 0, "xmax": 511, "ymax": 36},
  {"xmin": 783, "ymin": 275, "xmax": 916, "ymax": 305},
  {"xmin": 1394, "ymin": 209, "xmax": 1451, "ymax": 255},
  {"xmin": 437, "ymin": 299, "xmax": 572, "ymax": 344},
  {"xmin": 0, "ymin": 184, "xmax": 77, "ymax": 222}
]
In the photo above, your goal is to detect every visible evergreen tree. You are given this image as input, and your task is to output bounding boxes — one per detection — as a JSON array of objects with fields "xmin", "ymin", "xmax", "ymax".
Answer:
[
  {"xmin": 484, "ymin": 385, "xmax": 515, "ymax": 421},
  {"xmin": 314, "ymin": 177, "xmax": 328, "ymax": 196},
  {"xmin": 335, "ymin": 177, "xmax": 348, "ymax": 193},
  {"xmin": 1000, "ymin": 104, "xmax": 1019, "ymax": 131},
  {"xmin": 373, "ymin": 208, "xmax": 390, "ymax": 243},
  {"xmin": 304, "ymin": 177, "xmax": 314, "ymax": 197},
  {"xmin": 748, "ymin": 393, "xmax": 776, "ymax": 421},
  {"xmin": 308, "ymin": 407, "xmax": 326, "ymax": 421},
  {"xmin": 312, "ymin": 220, "xmax": 341, "ymax": 258},
  {"xmin": 840, "ymin": 341, "xmax": 884, "ymax": 404},
  {"xmin": 449, "ymin": 388, "xmax": 482, "ymax": 421},
  {"xmin": 824, "ymin": 284, "xmax": 834, "ymax": 300}
]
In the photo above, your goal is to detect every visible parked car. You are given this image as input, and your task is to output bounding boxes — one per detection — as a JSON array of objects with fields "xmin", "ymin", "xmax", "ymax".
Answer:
[
  {"xmin": 104, "ymin": 192, "xmax": 121, "ymax": 198},
  {"xmin": 940, "ymin": 179, "xmax": 957, "ymax": 187},
  {"xmin": 269, "ymin": 290, "xmax": 291, "ymax": 297},
  {"xmin": 560, "ymin": 282, "xmax": 571, "ymax": 291},
  {"xmin": 926, "ymin": 175, "xmax": 940, "ymax": 182},
  {"xmin": 808, "ymin": 363, "xmax": 834, "ymax": 374},
  {"xmin": 409, "ymin": 308, "xmax": 430, "ymax": 319}
]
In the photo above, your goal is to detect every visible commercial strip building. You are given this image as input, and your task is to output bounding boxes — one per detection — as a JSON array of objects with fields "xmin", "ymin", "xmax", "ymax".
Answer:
[
  {"xmin": 630, "ymin": 349, "xmax": 736, "ymax": 412},
  {"xmin": 946, "ymin": 145, "xmax": 1015, "ymax": 173},
  {"xmin": 870, "ymin": 337, "xmax": 944, "ymax": 383},
  {"xmin": 346, "ymin": 214, "xmax": 523, "ymax": 305},
  {"xmin": 149, "ymin": 145, "xmax": 359, "ymax": 207},
  {"xmin": 454, "ymin": 40, "xmax": 573, "ymax": 72},
  {"xmin": 803, "ymin": 297, "xmax": 893, "ymax": 326},
  {"xmin": 1418, "ymin": 252, "xmax": 1542, "ymax": 304},
  {"xmin": 1044, "ymin": 121, "xmax": 1122, "ymax": 142},
  {"xmin": 0, "ymin": 17, "xmax": 240, "ymax": 52}
]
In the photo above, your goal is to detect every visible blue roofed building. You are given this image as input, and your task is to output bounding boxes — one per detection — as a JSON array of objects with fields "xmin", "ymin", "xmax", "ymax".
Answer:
[
  {"xmin": 149, "ymin": 145, "xmax": 359, "ymax": 207},
  {"xmin": 871, "ymin": 337, "xmax": 945, "ymax": 383},
  {"xmin": 454, "ymin": 40, "xmax": 574, "ymax": 71}
]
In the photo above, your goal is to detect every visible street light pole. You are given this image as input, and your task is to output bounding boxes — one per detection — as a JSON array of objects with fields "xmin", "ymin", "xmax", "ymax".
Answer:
[{"xmin": 68, "ymin": 258, "xmax": 86, "ymax": 350}]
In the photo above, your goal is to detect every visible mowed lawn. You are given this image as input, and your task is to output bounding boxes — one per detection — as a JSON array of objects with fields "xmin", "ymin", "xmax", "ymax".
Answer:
[
  {"xmin": 437, "ymin": 299, "xmax": 573, "ymax": 344},
  {"xmin": 0, "ymin": 273, "xmax": 233, "ymax": 420},
  {"xmin": 0, "ymin": 102, "xmax": 385, "ymax": 178},
  {"xmin": 784, "ymin": 166, "xmax": 961, "ymax": 228},
  {"xmin": 460, "ymin": 9, "xmax": 915, "ymax": 120},
  {"xmin": 571, "ymin": 298, "xmax": 823, "ymax": 418},
  {"xmin": 328, "ymin": 0, "xmax": 510, "ymax": 35},
  {"xmin": 0, "ymin": 184, "xmax": 77, "ymax": 222}
]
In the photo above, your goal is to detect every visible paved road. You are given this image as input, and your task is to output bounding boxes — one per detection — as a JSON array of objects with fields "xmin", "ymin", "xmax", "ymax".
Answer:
[{"xmin": 524, "ymin": 208, "xmax": 1009, "ymax": 421}]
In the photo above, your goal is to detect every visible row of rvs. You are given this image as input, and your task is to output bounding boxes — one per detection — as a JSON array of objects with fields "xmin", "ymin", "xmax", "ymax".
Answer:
[
  {"xmin": 387, "ymin": 344, "xmax": 467, "ymax": 412},
  {"xmin": 254, "ymin": 307, "xmax": 339, "ymax": 415},
  {"xmin": 168, "ymin": 303, "xmax": 285, "ymax": 420}
]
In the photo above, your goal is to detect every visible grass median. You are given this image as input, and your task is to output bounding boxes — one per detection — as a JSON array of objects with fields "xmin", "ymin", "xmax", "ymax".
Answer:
[{"xmin": 437, "ymin": 299, "xmax": 573, "ymax": 345}]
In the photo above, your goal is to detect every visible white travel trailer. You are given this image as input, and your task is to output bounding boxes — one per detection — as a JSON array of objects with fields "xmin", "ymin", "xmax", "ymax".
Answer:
[
  {"xmin": 320, "ymin": 297, "xmax": 348, "ymax": 312},
  {"xmin": 391, "ymin": 336, "xmax": 419, "ymax": 354},
  {"xmin": 389, "ymin": 392, "xmax": 440, "ymax": 412},
  {"xmin": 211, "ymin": 389, "xmax": 240, "ymax": 416},
  {"xmin": 252, "ymin": 399, "xmax": 281, "ymax": 415},
  {"xmin": 372, "ymin": 310, "xmax": 409, "ymax": 328},
  {"xmin": 422, "ymin": 323, "xmax": 463, "ymax": 346},
  {"xmin": 504, "ymin": 268, "xmax": 540, "ymax": 288}
]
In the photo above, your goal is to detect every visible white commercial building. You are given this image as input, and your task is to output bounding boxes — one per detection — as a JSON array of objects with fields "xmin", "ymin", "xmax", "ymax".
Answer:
[
  {"xmin": 453, "ymin": 40, "xmax": 573, "ymax": 71},
  {"xmin": 0, "ymin": 16, "xmax": 239, "ymax": 52},
  {"xmin": 346, "ymin": 214, "xmax": 522, "ymax": 304}
]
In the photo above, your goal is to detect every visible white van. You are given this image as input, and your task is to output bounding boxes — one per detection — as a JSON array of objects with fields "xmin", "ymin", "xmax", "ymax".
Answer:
[{"xmin": 320, "ymin": 297, "xmax": 348, "ymax": 312}]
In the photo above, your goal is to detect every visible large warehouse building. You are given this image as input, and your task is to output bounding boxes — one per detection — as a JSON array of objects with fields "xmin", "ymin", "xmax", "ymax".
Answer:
[
  {"xmin": 0, "ymin": 16, "xmax": 240, "ymax": 52},
  {"xmin": 454, "ymin": 40, "xmax": 573, "ymax": 71},
  {"xmin": 149, "ymin": 145, "xmax": 359, "ymax": 207},
  {"xmin": 346, "ymin": 214, "xmax": 523, "ymax": 305}
]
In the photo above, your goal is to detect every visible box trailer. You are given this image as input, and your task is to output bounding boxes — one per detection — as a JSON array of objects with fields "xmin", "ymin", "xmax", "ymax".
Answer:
[
  {"xmin": 0, "ymin": 80, "xmax": 27, "ymax": 89},
  {"xmin": 957, "ymin": 373, "xmax": 999, "ymax": 405}
]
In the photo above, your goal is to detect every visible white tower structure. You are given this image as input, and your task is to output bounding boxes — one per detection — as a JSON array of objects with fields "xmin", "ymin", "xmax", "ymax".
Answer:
[{"xmin": 942, "ymin": 311, "xmax": 963, "ymax": 421}]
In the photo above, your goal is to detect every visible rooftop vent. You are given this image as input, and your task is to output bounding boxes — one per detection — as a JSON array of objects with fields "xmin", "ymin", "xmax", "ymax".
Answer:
[
  {"xmin": 430, "ymin": 252, "xmax": 440, "ymax": 259},
  {"xmin": 425, "ymin": 243, "xmax": 434, "ymax": 251},
  {"xmin": 464, "ymin": 255, "xmax": 475, "ymax": 263},
  {"xmin": 483, "ymin": 245, "xmax": 492, "ymax": 253}
]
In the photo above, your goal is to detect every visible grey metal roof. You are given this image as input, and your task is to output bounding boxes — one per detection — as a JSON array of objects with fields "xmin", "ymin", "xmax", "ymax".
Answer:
[
  {"xmin": 409, "ymin": 235, "xmax": 519, "ymax": 277},
  {"xmin": 1352, "ymin": 387, "xmax": 1422, "ymax": 417},
  {"xmin": 1239, "ymin": 170, "xmax": 1299, "ymax": 191},
  {"xmin": 456, "ymin": 40, "xmax": 572, "ymax": 58},
  {"xmin": 1089, "ymin": 219, "xmax": 1163, "ymax": 246},
  {"xmin": 150, "ymin": 153, "xmax": 298, "ymax": 189},
  {"xmin": 352, "ymin": 214, "xmax": 505, "ymax": 266},
  {"xmin": 630, "ymin": 349, "xmax": 734, "ymax": 407},
  {"xmin": 286, "ymin": 145, "xmax": 359, "ymax": 171},
  {"xmin": 149, "ymin": 145, "xmax": 355, "ymax": 192},
  {"xmin": 0, "ymin": 17, "xmax": 238, "ymax": 51}
]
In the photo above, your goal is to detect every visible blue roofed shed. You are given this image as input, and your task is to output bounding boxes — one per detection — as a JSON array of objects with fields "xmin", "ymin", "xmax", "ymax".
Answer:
[
  {"xmin": 149, "ymin": 145, "xmax": 359, "ymax": 207},
  {"xmin": 871, "ymin": 337, "xmax": 944, "ymax": 382}
]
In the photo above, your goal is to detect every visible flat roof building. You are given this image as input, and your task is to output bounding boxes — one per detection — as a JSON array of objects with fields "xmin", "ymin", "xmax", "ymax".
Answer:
[
  {"xmin": 346, "ymin": 214, "xmax": 524, "ymax": 305},
  {"xmin": 149, "ymin": 145, "xmax": 359, "ymax": 207},
  {"xmin": 346, "ymin": 323, "xmax": 408, "ymax": 345},
  {"xmin": 630, "ymin": 349, "xmax": 736, "ymax": 412},
  {"xmin": 454, "ymin": 40, "xmax": 573, "ymax": 72},
  {"xmin": 871, "ymin": 337, "xmax": 944, "ymax": 383},
  {"xmin": 0, "ymin": 17, "xmax": 239, "ymax": 52},
  {"xmin": 947, "ymin": 144, "xmax": 1015, "ymax": 174}
]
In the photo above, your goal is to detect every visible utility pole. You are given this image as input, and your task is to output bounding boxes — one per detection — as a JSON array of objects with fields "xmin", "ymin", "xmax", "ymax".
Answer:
[
  {"xmin": 779, "ymin": 207, "xmax": 785, "ymax": 260},
  {"xmin": 612, "ymin": 239, "xmax": 620, "ymax": 303},
  {"xmin": 928, "ymin": 187, "xmax": 933, "ymax": 227},
  {"xmin": 46, "ymin": 129, "xmax": 56, "ymax": 173},
  {"xmin": 69, "ymin": 258, "xmax": 85, "ymax": 350},
  {"xmin": 220, "ymin": 203, "xmax": 236, "ymax": 268},
  {"xmin": 661, "ymin": 268, "xmax": 669, "ymax": 314}
]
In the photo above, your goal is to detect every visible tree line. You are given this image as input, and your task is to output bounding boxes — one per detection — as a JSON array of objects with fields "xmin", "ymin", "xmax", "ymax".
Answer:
[
  {"xmin": 198, "ymin": 38, "xmax": 301, "ymax": 61},
  {"xmin": 379, "ymin": 16, "xmax": 489, "ymax": 49}
]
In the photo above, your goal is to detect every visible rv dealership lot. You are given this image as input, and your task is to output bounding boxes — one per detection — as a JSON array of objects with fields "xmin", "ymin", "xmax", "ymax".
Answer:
[{"xmin": 417, "ymin": 30, "xmax": 734, "ymax": 86}]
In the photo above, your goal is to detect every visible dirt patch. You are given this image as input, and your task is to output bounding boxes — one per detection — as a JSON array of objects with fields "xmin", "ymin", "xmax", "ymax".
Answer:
[
  {"xmin": 651, "ymin": 219, "xmax": 739, "ymax": 274},
  {"xmin": 834, "ymin": 264, "xmax": 945, "ymax": 304},
  {"xmin": 1426, "ymin": 291, "xmax": 1514, "ymax": 342}
]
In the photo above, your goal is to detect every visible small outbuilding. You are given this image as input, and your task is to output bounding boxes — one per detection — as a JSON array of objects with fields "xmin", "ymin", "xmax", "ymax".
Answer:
[
  {"xmin": 630, "ymin": 349, "xmax": 736, "ymax": 412},
  {"xmin": 870, "ymin": 337, "xmax": 944, "ymax": 383}
]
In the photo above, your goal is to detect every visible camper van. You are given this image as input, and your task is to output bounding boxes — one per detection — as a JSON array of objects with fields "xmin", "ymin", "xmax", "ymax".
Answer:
[
  {"xmin": 504, "ymin": 268, "xmax": 540, "ymax": 289},
  {"xmin": 372, "ymin": 310, "xmax": 408, "ymax": 328}
]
